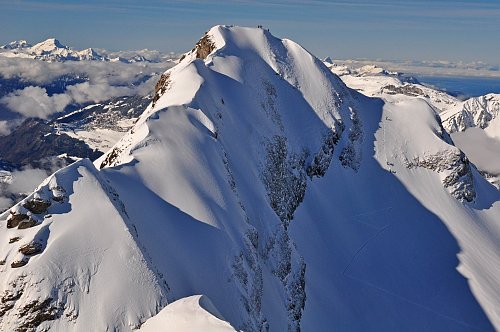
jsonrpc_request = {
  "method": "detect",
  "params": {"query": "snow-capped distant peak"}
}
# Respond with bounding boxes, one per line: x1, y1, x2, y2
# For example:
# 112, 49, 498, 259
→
0, 37, 179, 63
76, 47, 103, 61
30, 38, 68, 53
0, 40, 31, 49
441, 93, 500, 133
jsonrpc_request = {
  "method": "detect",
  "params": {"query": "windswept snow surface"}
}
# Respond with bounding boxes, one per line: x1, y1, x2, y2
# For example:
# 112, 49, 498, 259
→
138, 295, 236, 332
1, 26, 499, 331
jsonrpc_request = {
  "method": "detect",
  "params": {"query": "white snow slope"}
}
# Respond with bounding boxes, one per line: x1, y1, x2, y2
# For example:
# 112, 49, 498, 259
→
1, 26, 499, 331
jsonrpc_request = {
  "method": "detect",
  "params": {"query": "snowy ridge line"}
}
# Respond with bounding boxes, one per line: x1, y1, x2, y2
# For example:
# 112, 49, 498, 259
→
0, 25, 499, 331
0, 159, 167, 331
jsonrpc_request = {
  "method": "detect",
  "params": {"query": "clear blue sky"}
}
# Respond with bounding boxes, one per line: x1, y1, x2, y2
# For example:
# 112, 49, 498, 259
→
1, 0, 499, 64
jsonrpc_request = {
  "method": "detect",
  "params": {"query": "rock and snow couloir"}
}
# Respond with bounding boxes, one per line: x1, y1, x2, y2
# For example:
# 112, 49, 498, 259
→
0, 25, 499, 331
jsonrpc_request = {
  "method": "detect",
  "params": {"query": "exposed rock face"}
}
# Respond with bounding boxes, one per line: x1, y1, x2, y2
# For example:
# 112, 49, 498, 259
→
262, 136, 307, 229
23, 198, 51, 214
195, 34, 216, 59
4, 175, 68, 232
18, 242, 42, 256
16, 298, 62, 331
10, 258, 28, 268
9, 237, 21, 244
441, 94, 500, 133
6, 212, 28, 229
0, 278, 61, 330
307, 127, 342, 178
17, 219, 38, 229
260, 124, 349, 330
178, 32, 216, 63
382, 84, 429, 98
99, 146, 122, 168
152, 73, 171, 107
405, 149, 475, 202
339, 107, 363, 171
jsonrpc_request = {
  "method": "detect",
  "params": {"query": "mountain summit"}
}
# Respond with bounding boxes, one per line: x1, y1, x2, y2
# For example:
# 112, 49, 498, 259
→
0, 25, 499, 331
30, 38, 67, 53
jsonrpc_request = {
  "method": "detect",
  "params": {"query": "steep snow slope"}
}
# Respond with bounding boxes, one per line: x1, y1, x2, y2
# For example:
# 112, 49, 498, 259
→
98, 25, 499, 330
327, 60, 500, 190
0, 159, 167, 331
1, 26, 499, 331
291, 97, 500, 331
97, 25, 352, 331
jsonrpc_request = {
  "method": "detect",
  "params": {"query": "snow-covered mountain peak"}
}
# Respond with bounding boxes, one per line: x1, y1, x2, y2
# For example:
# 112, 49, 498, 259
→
441, 93, 500, 133
0, 40, 31, 49
0, 38, 173, 62
76, 47, 103, 61
106, 25, 352, 172
30, 38, 68, 53
1, 26, 500, 331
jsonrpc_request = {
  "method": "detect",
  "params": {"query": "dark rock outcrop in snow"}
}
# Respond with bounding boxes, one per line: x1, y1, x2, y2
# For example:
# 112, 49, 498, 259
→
405, 149, 476, 202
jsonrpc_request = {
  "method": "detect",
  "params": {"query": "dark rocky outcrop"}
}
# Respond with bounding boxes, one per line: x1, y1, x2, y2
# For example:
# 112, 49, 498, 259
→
16, 298, 61, 331
9, 237, 21, 244
23, 198, 51, 214
178, 31, 216, 63
10, 258, 28, 268
262, 136, 307, 228
152, 73, 171, 107
18, 242, 42, 256
405, 149, 475, 202
6, 212, 28, 229
307, 130, 340, 178
17, 219, 38, 230
195, 34, 216, 59
382, 84, 429, 97
100, 146, 122, 168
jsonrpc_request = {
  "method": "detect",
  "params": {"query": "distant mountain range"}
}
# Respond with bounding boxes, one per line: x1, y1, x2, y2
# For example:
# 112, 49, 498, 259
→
0, 38, 178, 63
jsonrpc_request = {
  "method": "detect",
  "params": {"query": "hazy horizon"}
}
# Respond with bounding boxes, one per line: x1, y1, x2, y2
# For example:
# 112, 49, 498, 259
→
1, 0, 499, 65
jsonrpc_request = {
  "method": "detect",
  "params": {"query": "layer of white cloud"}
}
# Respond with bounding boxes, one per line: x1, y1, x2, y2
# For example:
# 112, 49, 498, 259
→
0, 57, 171, 119
1, 77, 158, 119
0, 56, 171, 85
8, 167, 48, 194
0, 196, 12, 212
1, 86, 72, 119
0, 121, 11, 136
